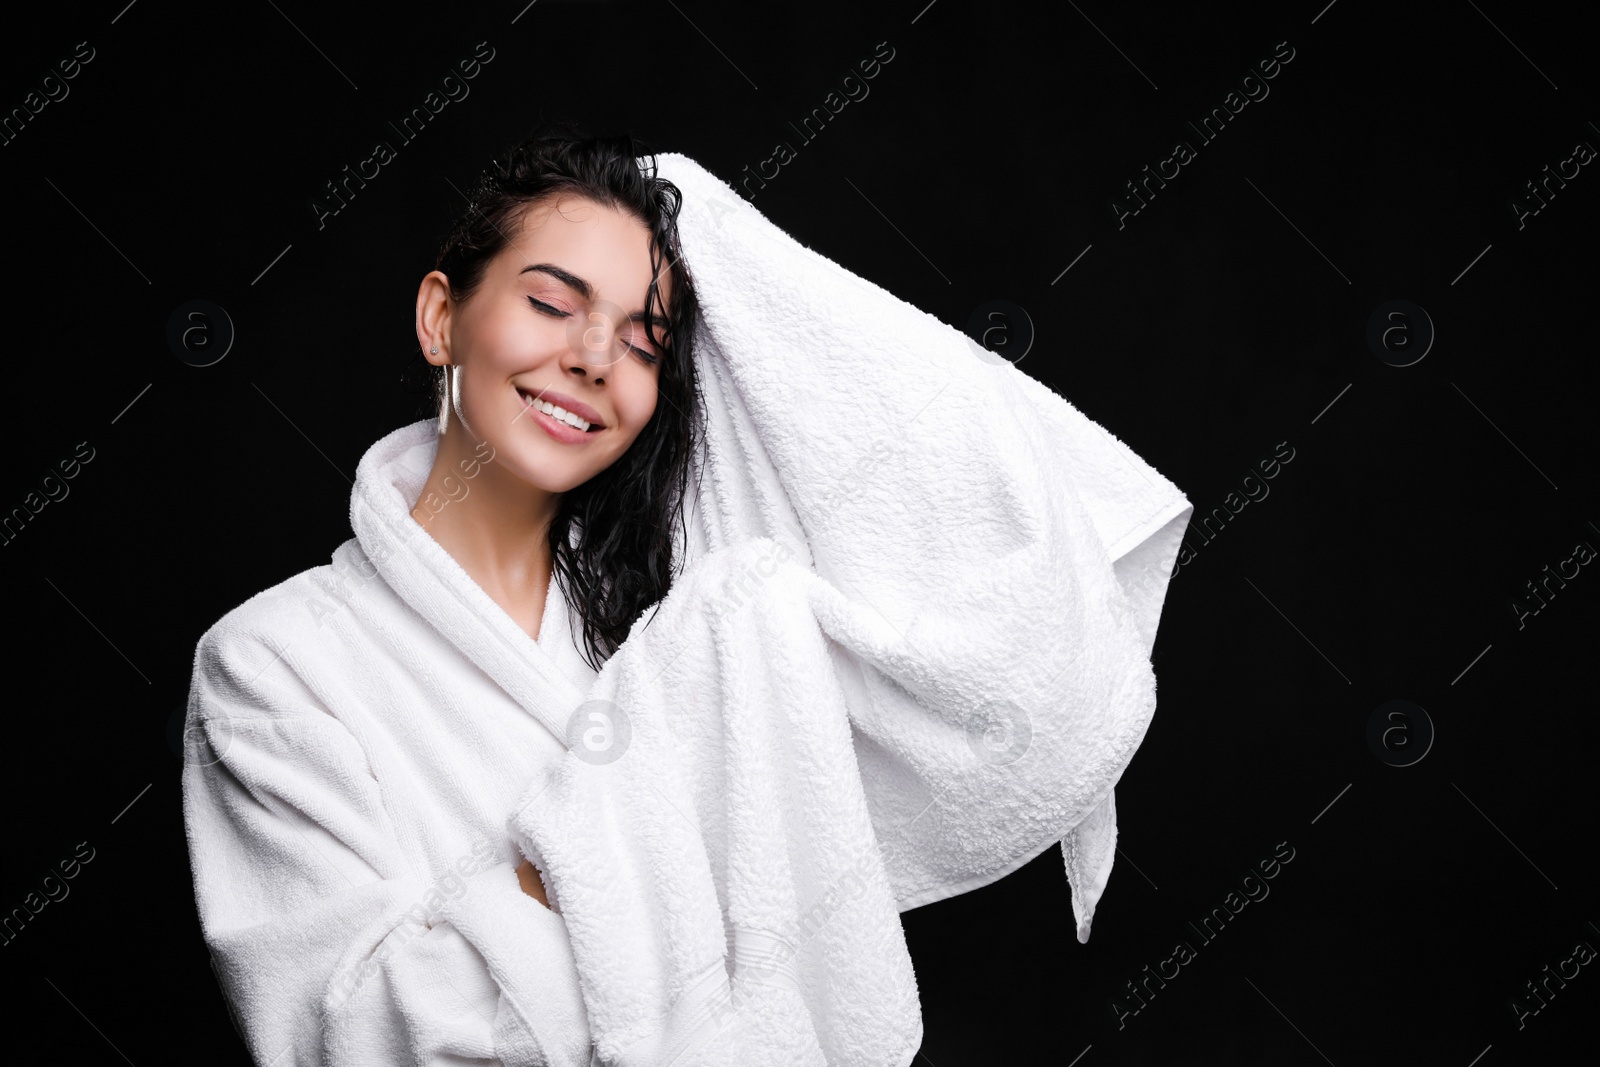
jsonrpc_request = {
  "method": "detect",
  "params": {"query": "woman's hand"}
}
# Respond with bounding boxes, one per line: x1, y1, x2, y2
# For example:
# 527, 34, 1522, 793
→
514, 856, 552, 909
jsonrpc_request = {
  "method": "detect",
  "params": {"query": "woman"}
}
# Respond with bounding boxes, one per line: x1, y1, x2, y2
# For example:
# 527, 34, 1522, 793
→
182, 122, 701, 1066
184, 119, 1193, 1067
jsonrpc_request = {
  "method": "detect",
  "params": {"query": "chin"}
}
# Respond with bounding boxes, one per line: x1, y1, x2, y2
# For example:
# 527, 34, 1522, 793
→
527, 440, 613, 492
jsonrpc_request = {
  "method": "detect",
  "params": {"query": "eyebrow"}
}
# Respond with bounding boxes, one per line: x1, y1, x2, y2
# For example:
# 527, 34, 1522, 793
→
520, 262, 670, 330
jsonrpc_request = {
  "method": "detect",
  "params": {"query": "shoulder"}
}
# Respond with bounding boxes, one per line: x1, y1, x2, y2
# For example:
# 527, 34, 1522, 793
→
184, 541, 395, 781
188, 537, 376, 695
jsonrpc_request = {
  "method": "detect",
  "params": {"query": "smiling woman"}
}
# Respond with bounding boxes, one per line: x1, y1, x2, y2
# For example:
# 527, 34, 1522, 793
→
181, 114, 1194, 1066
181, 121, 703, 1067
419, 127, 703, 672
412, 162, 691, 656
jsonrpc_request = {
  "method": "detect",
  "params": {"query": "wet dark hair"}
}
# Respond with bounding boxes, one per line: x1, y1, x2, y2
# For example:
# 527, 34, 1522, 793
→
427, 119, 705, 672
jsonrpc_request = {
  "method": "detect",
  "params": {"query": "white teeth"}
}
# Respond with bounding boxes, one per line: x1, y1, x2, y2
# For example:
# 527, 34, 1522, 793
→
525, 395, 592, 431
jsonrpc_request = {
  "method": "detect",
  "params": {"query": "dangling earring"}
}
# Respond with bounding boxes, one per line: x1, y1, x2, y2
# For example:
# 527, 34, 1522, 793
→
436, 363, 452, 435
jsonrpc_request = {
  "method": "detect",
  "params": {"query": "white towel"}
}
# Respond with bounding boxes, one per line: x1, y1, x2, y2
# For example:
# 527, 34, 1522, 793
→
497, 153, 1193, 1065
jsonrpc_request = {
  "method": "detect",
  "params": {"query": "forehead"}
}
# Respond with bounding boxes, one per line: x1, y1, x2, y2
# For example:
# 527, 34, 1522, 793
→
506, 195, 673, 308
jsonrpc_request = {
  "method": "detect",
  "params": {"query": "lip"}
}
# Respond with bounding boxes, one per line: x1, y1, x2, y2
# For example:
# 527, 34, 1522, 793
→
516, 386, 605, 428
516, 387, 605, 444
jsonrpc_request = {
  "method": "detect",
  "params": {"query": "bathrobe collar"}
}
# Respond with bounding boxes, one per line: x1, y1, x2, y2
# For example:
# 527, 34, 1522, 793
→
348, 418, 587, 745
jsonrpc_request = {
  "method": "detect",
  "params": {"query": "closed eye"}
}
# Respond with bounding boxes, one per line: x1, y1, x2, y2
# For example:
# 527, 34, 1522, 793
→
531, 296, 660, 365
528, 296, 569, 317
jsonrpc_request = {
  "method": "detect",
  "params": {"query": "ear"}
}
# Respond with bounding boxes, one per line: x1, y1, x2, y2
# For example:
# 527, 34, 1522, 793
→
416, 270, 455, 365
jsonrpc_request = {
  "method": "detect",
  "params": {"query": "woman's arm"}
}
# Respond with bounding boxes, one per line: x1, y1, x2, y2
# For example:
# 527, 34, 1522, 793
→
182, 624, 588, 1067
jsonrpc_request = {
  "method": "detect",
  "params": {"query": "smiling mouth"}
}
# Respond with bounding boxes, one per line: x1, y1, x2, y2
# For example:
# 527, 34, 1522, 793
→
516, 388, 604, 432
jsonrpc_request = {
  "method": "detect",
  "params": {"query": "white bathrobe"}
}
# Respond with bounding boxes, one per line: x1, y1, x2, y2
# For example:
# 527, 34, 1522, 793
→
181, 421, 601, 1067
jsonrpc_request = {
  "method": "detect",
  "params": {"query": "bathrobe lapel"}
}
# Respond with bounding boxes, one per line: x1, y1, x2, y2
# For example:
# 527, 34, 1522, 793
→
348, 420, 589, 747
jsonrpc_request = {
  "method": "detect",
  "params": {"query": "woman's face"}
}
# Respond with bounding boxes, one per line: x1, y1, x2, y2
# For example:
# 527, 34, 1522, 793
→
418, 195, 669, 494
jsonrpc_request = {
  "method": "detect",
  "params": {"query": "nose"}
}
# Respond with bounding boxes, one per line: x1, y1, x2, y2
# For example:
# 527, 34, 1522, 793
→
564, 303, 635, 384
561, 326, 608, 386
567, 360, 603, 386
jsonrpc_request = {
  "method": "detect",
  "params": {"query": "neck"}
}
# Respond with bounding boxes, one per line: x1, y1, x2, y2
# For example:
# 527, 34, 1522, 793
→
409, 413, 558, 604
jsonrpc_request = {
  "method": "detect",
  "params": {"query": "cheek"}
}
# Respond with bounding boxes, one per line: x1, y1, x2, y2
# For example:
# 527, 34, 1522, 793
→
451, 364, 518, 437
608, 362, 660, 429
465, 306, 541, 375
629, 384, 661, 435
456, 365, 492, 410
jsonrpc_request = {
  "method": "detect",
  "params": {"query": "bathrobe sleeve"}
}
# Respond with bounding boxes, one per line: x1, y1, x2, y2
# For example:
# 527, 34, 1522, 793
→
180, 621, 593, 1067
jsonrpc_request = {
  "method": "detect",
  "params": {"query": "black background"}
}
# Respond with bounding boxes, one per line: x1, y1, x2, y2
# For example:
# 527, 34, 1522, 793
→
3, 1, 1595, 1064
